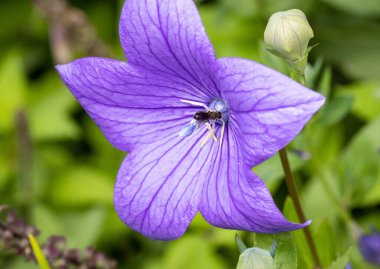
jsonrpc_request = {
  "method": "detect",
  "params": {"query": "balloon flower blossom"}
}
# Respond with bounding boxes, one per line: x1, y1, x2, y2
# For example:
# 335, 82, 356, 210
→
359, 228, 380, 266
57, 0, 324, 240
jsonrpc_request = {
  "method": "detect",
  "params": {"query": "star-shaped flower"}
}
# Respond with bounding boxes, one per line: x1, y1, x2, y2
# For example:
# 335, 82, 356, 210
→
56, 0, 324, 240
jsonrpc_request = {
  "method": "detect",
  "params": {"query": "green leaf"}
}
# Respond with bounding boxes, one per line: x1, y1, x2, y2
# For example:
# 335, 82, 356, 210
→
97, 209, 130, 245
253, 151, 306, 193
302, 123, 344, 168
84, 118, 125, 172
0, 141, 12, 191
28, 73, 80, 140
319, 0, 380, 17
315, 220, 336, 267
28, 234, 52, 269
32, 204, 64, 242
316, 16, 380, 80
254, 233, 274, 250
0, 51, 27, 132
316, 66, 332, 99
338, 82, 380, 122
305, 58, 324, 89
327, 247, 352, 269
254, 232, 297, 269
61, 207, 106, 249
317, 95, 353, 126
273, 233, 297, 269
219, 0, 259, 17
341, 117, 380, 206
33, 205, 106, 250
302, 173, 343, 228
4, 258, 39, 269
253, 0, 314, 18
146, 236, 223, 269
50, 166, 114, 207
362, 176, 380, 206
283, 198, 313, 269
190, 214, 238, 247
199, 6, 260, 60
218, 0, 313, 18
0, 0, 32, 38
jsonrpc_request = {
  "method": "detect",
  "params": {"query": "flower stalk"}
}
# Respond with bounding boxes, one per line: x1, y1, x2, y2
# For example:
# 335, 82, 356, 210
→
280, 52, 321, 269
264, 9, 322, 267
278, 148, 321, 268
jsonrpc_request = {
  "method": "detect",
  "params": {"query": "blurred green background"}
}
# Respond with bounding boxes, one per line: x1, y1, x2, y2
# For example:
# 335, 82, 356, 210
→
0, 0, 379, 268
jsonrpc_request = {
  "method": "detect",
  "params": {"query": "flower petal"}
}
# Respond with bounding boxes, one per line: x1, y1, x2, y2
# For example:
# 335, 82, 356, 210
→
200, 127, 309, 233
119, 0, 218, 97
114, 127, 216, 240
359, 230, 380, 265
56, 57, 203, 152
217, 58, 325, 165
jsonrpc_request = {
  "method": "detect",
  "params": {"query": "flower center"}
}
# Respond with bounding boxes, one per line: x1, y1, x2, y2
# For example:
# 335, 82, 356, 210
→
208, 98, 229, 123
178, 98, 229, 147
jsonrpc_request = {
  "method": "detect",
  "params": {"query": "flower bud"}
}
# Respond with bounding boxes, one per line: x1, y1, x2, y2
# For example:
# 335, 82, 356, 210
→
264, 9, 314, 73
236, 247, 274, 269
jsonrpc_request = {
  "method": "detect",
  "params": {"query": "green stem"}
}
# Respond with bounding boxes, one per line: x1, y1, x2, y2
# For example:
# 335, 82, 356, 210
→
15, 109, 33, 219
279, 148, 322, 268
279, 71, 322, 268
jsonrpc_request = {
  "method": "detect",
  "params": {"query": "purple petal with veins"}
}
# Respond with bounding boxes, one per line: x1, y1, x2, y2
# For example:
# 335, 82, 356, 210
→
217, 58, 325, 166
56, 0, 325, 240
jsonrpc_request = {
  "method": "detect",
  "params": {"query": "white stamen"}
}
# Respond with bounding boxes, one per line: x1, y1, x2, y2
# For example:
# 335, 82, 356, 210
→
219, 121, 225, 147
180, 99, 209, 110
200, 131, 213, 148
205, 122, 217, 142
211, 121, 218, 144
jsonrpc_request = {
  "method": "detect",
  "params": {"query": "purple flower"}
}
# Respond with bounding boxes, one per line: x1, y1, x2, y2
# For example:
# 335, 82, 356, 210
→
359, 228, 380, 265
56, 0, 324, 240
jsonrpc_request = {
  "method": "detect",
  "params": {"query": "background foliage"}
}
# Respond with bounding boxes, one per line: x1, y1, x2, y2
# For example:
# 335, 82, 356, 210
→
0, 0, 379, 268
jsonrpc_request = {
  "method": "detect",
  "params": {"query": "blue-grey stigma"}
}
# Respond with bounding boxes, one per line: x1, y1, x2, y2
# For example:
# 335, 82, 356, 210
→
178, 98, 229, 147
209, 98, 229, 123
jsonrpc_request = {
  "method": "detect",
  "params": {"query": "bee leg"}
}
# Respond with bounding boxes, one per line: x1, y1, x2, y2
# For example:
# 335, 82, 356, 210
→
219, 121, 225, 147
180, 99, 209, 110
205, 122, 217, 142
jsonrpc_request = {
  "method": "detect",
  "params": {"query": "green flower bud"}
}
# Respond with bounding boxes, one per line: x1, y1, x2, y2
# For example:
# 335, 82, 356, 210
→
236, 247, 274, 269
264, 9, 314, 73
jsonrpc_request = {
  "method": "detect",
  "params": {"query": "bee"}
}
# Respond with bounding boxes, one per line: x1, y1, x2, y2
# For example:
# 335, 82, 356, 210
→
178, 99, 229, 147
193, 111, 222, 122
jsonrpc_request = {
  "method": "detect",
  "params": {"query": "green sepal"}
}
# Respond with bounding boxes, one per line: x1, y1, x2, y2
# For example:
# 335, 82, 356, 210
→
235, 233, 248, 253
